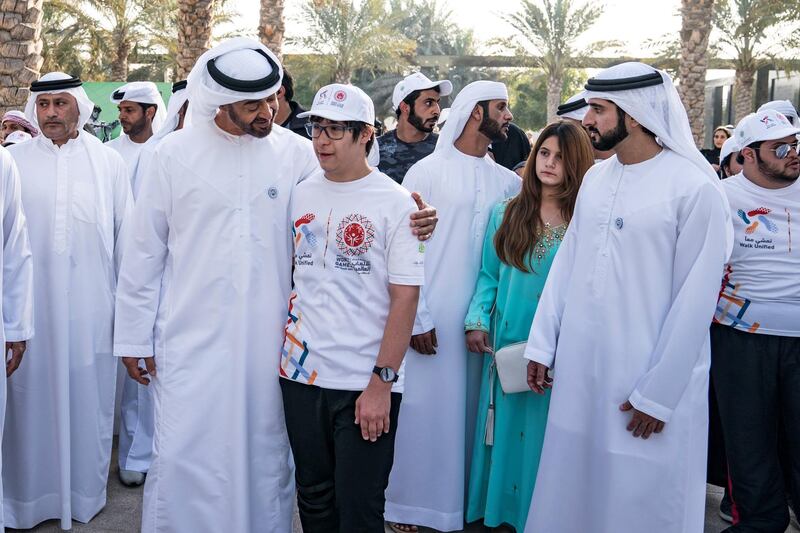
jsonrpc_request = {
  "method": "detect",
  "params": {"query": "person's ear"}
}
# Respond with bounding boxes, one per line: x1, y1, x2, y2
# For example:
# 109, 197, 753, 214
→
741, 146, 758, 164
146, 106, 156, 121
471, 104, 483, 122
625, 113, 641, 131
277, 86, 286, 100
399, 101, 410, 117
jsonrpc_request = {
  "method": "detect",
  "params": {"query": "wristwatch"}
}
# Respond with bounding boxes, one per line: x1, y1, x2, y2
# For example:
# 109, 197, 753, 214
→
373, 365, 399, 383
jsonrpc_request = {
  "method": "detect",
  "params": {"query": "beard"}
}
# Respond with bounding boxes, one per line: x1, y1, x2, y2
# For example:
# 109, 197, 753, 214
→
408, 106, 436, 134
122, 114, 147, 136
227, 106, 273, 138
479, 114, 508, 142
756, 152, 800, 183
588, 113, 628, 151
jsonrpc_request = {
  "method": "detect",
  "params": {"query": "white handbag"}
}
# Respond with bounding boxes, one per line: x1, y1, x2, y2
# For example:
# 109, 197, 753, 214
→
494, 341, 530, 394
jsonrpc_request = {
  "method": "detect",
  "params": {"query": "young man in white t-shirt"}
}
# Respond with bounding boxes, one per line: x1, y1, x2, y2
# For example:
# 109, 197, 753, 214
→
711, 109, 800, 532
279, 84, 424, 532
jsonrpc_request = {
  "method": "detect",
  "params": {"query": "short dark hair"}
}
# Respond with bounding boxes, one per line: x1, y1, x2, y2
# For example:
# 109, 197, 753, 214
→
281, 68, 294, 101
309, 116, 375, 155
138, 102, 157, 119
395, 85, 441, 118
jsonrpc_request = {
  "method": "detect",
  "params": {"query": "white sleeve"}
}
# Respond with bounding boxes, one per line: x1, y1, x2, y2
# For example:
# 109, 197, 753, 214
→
523, 212, 579, 368
112, 149, 171, 358
387, 200, 425, 286
402, 164, 435, 334
1, 152, 33, 342
296, 138, 319, 183
628, 182, 729, 422
111, 154, 134, 277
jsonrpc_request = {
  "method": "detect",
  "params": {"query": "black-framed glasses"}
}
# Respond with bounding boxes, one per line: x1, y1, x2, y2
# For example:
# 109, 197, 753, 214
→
304, 122, 358, 140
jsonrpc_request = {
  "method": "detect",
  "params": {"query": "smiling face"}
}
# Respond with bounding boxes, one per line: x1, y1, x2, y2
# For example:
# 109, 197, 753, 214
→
224, 94, 278, 138
535, 134, 565, 189
35, 93, 80, 144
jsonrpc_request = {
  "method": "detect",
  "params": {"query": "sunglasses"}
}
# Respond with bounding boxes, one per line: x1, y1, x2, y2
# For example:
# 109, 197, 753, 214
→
752, 141, 799, 160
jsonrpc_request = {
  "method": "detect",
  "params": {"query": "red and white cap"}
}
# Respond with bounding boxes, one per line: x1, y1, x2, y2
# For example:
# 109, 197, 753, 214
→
392, 72, 452, 111
735, 109, 800, 148
297, 84, 375, 124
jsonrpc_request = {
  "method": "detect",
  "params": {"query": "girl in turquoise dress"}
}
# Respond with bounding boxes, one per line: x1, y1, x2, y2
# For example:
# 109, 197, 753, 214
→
464, 121, 595, 532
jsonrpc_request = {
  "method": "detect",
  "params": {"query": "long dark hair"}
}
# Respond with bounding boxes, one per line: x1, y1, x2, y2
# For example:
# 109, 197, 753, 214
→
494, 120, 593, 272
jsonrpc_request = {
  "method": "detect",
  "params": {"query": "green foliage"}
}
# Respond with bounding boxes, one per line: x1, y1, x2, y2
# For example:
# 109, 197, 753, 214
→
502, 0, 617, 76
506, 68, 584, 131
290, 0, 416, 84
713, 0, 799, 73
42, 0, 237, 82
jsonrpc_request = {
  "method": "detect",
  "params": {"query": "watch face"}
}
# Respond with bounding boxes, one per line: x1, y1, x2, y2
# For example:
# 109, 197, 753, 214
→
380, 367, 396, 382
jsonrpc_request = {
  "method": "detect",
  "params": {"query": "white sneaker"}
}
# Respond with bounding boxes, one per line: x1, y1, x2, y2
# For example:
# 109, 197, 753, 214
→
119, 469, 145, 487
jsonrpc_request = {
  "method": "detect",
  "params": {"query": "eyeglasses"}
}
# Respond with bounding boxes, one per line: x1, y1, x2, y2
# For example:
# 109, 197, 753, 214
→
766, 142, 799, 159
305, 122, 357, 140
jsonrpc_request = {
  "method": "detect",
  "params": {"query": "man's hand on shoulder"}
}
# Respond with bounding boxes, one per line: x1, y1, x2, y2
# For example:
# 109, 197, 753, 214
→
409, 192, 437, 241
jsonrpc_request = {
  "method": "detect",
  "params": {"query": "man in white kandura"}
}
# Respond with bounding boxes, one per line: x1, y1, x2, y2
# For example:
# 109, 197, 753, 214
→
524, 62, 732, 533
0, 144, 35, 531
386, 81, 521, 533
3, 72, 132, 530
105, 80, 167, 488
106, 81, 166, 187
112, 37, 438, 533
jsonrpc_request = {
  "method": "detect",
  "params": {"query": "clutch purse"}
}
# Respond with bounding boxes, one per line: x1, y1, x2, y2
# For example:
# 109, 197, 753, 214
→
494, 340, 530, 394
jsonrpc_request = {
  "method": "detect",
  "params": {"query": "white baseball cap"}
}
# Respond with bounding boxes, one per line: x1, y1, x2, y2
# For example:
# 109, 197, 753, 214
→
392, 72, 453, 111
735, 109, 800, 149
757, 100, 800, 125
2, 130, 32, 146
719, 135, 740, 164
297, 83, 375, 124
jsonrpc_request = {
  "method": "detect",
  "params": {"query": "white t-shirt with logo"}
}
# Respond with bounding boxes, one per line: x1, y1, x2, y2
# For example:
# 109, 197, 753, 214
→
715, 172, 800, 336
280, 169, 425, 392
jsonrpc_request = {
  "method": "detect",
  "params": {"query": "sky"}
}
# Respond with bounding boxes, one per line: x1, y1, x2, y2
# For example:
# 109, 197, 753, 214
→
230, 0, 683, 57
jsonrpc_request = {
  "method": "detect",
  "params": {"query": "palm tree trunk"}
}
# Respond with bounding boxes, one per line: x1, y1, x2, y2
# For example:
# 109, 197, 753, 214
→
734, 67, 755, 123
111, 28, 130, 81
259, 0, 285, 59
677, 0, 714, 147
546, 72, 561, 123
0, 0, 44, 114
176, 0, 215, 79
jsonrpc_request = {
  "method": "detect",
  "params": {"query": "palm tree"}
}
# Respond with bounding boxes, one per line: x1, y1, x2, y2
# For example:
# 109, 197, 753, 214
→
503, 0, 615, 121
176, 0, 216, 79
0, 0, 44, 113
292, 0, 415, 84
678, 0, 714, 147
259, 0, 285, 58
713, 0, 797, 122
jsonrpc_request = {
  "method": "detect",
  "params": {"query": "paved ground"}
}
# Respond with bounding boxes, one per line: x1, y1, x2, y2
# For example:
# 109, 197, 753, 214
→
7, 444, 799, 532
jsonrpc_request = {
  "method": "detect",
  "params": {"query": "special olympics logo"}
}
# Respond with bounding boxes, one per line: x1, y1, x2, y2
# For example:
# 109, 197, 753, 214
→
336, 213, 375, 256
334, 90, 347, 102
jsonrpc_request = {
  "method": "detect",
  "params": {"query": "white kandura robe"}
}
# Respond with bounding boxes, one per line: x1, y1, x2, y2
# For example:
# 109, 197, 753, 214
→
107, 132, 154, 474
0, 147, 35, 530
385, 149, 521, 531
112, 122, 318, 533
523, 150, 728, 533
3, 133, 132, 529
106, 134, 146, 189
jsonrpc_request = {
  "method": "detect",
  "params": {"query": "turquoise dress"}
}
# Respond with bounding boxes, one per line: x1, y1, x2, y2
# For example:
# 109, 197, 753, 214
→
464, 201, 564, 532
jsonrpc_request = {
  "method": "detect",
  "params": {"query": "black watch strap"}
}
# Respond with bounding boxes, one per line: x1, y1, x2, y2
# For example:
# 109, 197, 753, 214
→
373, 365, 399, 383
